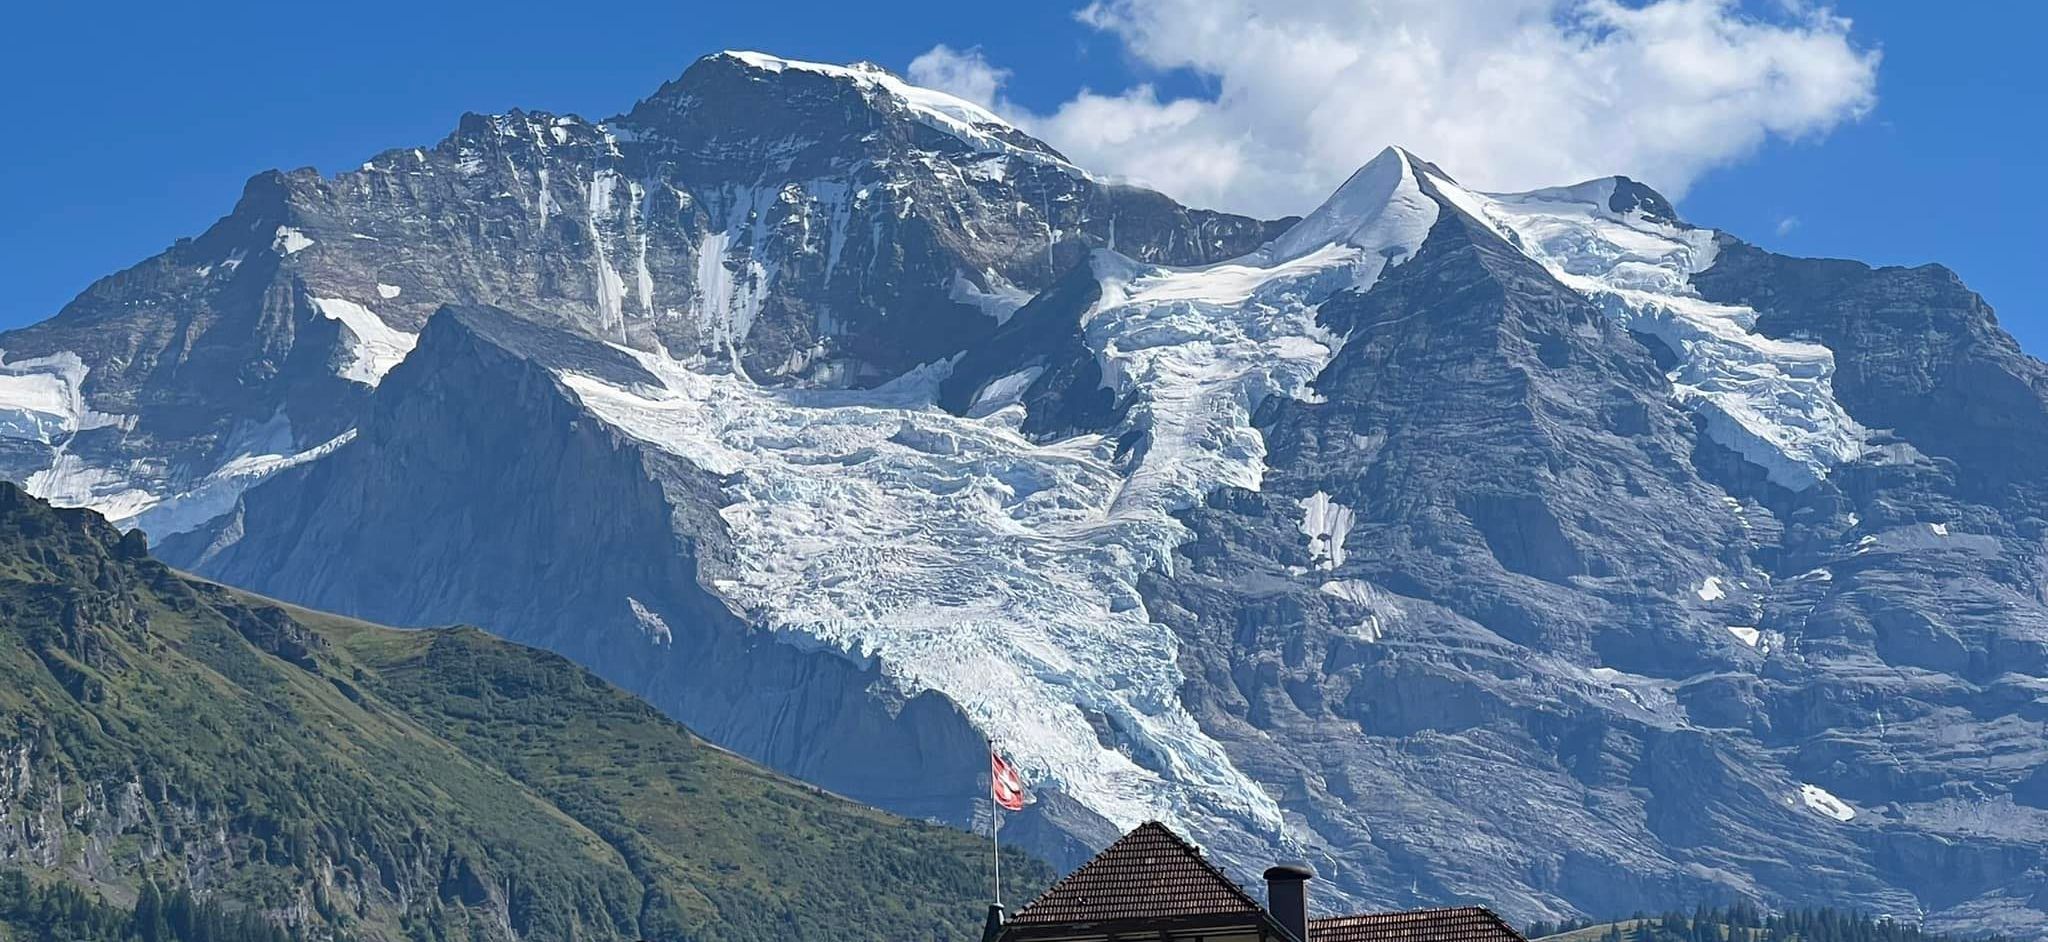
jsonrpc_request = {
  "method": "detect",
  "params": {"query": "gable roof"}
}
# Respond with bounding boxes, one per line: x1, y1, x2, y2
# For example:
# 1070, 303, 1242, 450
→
1309, 906, 1525, 942
1006, 821, 1271, 927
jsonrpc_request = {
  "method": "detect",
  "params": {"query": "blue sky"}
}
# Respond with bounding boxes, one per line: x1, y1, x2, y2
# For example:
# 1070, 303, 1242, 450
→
3, 1, 2041, 352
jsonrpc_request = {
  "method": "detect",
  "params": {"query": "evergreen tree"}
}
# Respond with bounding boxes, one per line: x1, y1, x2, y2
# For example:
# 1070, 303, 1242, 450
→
135, 880, 170, 942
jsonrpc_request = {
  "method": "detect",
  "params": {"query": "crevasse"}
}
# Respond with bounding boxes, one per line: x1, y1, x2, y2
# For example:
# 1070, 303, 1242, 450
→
558, 146, 1441, 862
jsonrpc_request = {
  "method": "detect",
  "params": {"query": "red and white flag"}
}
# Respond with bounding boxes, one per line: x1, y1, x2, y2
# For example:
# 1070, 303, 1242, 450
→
990, 749, 1026, 812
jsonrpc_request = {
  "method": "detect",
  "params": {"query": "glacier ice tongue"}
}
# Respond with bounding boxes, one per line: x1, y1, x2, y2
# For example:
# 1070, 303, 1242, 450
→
563, 352, 1289, 841
3, 351, 153, 522
556, 147, 1443, 865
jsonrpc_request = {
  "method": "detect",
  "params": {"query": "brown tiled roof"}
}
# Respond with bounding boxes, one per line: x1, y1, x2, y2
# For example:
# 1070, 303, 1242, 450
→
1006, 821, 1270, 926
1309, 906, 1525, 942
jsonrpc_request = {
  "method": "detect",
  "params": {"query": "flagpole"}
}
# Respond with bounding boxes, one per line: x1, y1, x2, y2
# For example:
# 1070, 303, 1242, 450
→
991, 738, 1002, 909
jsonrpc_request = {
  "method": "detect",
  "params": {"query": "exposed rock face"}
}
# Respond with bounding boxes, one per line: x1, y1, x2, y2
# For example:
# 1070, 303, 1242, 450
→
8, 54, 2048, 937
168, 306, 1005, 827
0, 50, 1283, 540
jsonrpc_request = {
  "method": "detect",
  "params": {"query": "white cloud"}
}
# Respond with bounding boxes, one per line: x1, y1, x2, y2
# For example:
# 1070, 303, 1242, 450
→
1776, 215, 1801, 236
907, 44, 1012, 109
916, 0, 1878, 218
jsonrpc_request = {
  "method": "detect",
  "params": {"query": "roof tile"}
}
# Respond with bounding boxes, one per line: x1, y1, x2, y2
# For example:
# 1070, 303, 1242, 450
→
1309, 906, 1525, 942
1006, 821, 1267, 926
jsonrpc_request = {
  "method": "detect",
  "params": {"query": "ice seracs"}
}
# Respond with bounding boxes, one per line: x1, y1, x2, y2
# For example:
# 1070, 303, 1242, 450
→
556, 144, 1445, 871
1422, 172, 1866, 490
1319, 580, 1396, 643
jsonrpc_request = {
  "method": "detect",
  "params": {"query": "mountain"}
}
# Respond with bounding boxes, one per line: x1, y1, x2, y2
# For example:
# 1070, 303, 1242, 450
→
5, 51, 2046, 936
0, 49, 1285, 540
0, 482, 1047, 941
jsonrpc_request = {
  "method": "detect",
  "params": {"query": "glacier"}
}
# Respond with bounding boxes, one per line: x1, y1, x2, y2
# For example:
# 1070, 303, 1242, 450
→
2, 138, 1880, 874
1425, 174, 1866, 490
556, 146, 1441, 859
554, 145, 1881, 871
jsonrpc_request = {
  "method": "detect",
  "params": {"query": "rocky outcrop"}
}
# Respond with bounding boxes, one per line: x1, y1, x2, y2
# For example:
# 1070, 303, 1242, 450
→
0, 51, 1283, 544
10, 52, 2048, 938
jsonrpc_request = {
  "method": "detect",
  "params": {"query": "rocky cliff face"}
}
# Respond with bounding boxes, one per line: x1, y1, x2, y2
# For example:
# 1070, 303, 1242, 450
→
0, 50, 1283, 541
9, 53, 2048, 937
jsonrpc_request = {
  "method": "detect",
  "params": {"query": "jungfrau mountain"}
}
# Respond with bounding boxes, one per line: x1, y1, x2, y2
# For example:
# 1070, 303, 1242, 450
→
4, 50, 2046, 936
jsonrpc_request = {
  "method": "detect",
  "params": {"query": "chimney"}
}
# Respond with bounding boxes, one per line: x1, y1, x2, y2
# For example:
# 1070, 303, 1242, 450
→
1264, 864, 1313, 942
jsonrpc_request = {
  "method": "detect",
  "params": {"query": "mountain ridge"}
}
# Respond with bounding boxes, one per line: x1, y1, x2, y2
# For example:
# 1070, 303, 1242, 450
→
0, 480, 1049, 940
6, 50, 2047, 936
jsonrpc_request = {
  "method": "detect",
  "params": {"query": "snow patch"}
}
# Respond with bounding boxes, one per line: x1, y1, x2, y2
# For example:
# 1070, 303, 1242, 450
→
1800, 783, 1857, 821
1726, 625, 1762, 647
273, 226, 314, 255
1696, 576, 1726, 602
310, 297, 419, 386
949, 270, 1034, 326
1319, 580, 1393, 642
965, 155, 1010, 183
0, 351, 123, 443
1299, 491, 1356, 571
1929, 522, 1949, 537
376, 283, 402, 299
968, 366, 1045, 418
626, 597, 674, 646
128, 424, 357, 537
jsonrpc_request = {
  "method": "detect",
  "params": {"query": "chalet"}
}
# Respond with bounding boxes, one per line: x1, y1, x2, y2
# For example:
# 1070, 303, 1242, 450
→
984, 822, 1525, 942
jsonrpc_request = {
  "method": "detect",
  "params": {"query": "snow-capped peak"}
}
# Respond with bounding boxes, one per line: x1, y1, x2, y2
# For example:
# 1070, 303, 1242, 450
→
717, 51, 1012, 130
547, 148, 1452, 880
1259, 146, 1437, 264
710, 50, 1071, 169
1414, 162, 1867, 490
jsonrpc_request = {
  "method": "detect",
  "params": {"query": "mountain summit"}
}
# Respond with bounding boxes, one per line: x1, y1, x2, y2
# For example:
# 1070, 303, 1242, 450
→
4, 51, 2046, 936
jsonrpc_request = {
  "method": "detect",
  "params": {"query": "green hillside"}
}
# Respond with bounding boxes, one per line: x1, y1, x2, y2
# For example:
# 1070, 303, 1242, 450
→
0, 483, 1045, 941
1530, 905, 2013, 942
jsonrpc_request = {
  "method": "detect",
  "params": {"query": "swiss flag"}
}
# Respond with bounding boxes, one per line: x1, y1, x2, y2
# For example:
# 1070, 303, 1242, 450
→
990, 749, 1026, 812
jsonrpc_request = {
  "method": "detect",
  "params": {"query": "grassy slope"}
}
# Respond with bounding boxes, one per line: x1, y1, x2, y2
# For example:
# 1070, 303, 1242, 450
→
0, 484, 1045, 940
